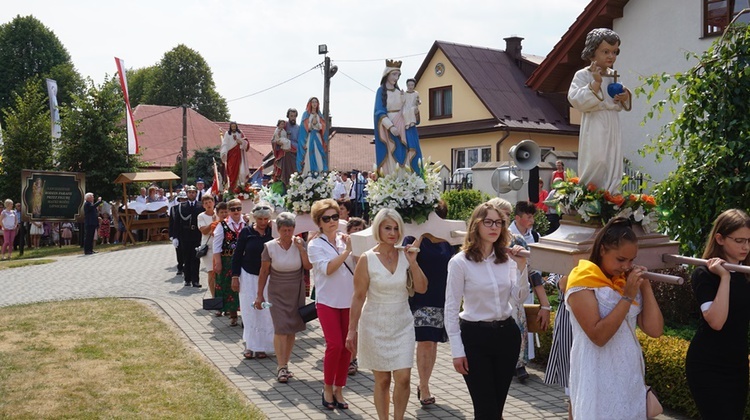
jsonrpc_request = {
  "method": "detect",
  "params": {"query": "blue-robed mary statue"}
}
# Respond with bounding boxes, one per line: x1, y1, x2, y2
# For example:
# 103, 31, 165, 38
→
296, 97, 328, 175
374, 59, 422, 176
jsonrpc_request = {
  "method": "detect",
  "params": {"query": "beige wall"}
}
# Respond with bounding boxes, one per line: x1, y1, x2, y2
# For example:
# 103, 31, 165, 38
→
415, 49, 492, 126
421, 130, 578, 172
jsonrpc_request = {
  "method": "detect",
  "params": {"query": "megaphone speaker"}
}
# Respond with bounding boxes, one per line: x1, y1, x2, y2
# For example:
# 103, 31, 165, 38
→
509, 139, 541, 170
492, 166, 524, 194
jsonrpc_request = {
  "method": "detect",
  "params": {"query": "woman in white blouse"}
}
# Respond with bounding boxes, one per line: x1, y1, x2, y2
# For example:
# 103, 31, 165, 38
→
445, 202, 529, 419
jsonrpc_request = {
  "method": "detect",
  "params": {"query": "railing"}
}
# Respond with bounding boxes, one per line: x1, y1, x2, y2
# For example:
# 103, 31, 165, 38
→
443, 180, 472, 192
623, 160, 645, 193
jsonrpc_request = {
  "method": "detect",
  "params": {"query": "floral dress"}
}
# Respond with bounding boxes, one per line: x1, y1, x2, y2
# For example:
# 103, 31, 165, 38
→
215, 220, 241, 312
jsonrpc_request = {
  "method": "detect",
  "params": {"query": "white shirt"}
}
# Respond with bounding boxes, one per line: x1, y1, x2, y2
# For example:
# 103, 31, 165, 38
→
444, 251, 530, 358
332, 181, 347, 200
197, 212, 216, 245
212, 217, 244, 254
135, 194, 147, 204
308, 234, 355, 309
509, 220, 535, 244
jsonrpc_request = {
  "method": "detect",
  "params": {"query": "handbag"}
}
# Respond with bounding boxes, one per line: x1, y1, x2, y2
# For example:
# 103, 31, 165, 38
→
202, 291, 223, 310
299, 302, 318, 323
524, 304, 542, 333
195, 243, 208, 258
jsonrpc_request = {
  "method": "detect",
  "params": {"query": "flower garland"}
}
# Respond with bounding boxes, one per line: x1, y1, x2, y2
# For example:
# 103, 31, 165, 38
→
285, 171, 336, 213
366, 161, 442, 224
222, 182, 257, 201
545, 170, 660, 233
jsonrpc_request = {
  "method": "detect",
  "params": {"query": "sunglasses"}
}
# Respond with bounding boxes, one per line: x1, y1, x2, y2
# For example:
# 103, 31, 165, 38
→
229, 207, 242, 212
321, 214, 340, 223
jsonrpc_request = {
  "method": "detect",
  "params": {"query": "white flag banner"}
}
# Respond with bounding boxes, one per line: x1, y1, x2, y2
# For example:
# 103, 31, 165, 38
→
45, 78, 62, 139
114, 57, 139, 154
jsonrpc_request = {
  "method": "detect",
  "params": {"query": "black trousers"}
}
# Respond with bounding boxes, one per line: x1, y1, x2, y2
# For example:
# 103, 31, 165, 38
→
460, 318, 521, 419
175, 246, 183, 272
180, 238, 201, 284
84, 224, 96, 254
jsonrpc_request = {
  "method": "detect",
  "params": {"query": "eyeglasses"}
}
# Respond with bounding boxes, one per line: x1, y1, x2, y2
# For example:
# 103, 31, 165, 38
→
229, 207, 242, 212
482, 219, 504, 228
725, 236, 750, 245
321, 214, 340, 223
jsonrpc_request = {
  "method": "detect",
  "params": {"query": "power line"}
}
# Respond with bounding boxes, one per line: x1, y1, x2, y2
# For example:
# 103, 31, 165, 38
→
338, 70, 376, 93
227, 63, 322, 103
137, 105, 181, 121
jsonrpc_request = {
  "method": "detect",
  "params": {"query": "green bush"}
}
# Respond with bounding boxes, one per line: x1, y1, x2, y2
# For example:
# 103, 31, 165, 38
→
441, 189, 491, 221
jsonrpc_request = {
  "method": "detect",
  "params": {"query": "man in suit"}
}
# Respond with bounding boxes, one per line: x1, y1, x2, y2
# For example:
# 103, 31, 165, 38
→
173, 186, 204, 287
169, 191, 188, 275
196, 178, 206, 201
83, 192, 102, 255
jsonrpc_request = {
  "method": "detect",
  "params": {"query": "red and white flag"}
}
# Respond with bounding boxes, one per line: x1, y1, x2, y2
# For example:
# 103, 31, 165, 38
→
211, 158, 223, 196
114, 57, 139, 154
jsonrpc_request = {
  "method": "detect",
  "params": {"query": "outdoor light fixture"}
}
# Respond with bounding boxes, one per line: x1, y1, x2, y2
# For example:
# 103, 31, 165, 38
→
318, 44, 328, 55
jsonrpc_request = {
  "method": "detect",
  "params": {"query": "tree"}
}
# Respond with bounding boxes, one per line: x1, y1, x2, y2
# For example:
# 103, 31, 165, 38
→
0, 78, 55, 201
0, 15, 83, 120
57, 77, 144, 200
638, 21, 750, 255
126, 65, 157, 109
148, 44, 230, 121
169, 146, 220, 187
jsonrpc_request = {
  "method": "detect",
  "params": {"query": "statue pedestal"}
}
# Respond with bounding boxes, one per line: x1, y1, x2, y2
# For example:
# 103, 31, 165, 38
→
350, 212, 467, 256
528, 216, 680, 274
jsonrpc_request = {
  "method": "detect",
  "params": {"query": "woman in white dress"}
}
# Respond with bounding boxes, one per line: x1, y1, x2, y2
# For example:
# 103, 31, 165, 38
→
566, 217, 663, 419
197, 195, 217, 305
346, 208, 427, 420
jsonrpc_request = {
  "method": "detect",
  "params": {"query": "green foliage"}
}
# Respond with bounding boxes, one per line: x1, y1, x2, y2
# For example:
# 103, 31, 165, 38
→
168, 146, 220, 186
0, 15, 83, 120
148, 45, 230, 121
57, 77, 144, 200
533, 208, 551, 235
0, 78, 54, 201
637, 24, 750, 255
441, 189, 491, 221
126, 66, 158, 109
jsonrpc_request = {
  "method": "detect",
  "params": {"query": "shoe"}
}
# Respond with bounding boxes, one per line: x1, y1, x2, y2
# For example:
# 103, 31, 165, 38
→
321, 391, 335, 410
348, 358, 358, 376
516, 366, 529, 383
184, 281, 191, 287
176, 271, 183, 276
229, 317, 238, 327
417, 386, 436, 406
192, 282, 202, 288
243, 350, 254, 359
277, 366, 289, 383
214, 311, 223, 317
333, 396, 349, 410
255, 352, 267, 359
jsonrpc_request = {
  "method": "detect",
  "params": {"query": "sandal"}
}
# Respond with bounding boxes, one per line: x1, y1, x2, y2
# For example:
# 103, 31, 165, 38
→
333, 396, 349, 410
417, 386, 436, 406
229, 317, 238, 327
243, 350, 254, 360
214, 311, 223, 317
277, 366, 289, 383
348, 358, 358, 376
256, 352, 267, 359
321, 391, 335, 410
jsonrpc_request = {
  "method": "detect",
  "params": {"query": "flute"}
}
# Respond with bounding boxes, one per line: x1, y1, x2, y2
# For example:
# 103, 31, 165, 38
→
505, 248, 684, 285
663, 254, 750, 275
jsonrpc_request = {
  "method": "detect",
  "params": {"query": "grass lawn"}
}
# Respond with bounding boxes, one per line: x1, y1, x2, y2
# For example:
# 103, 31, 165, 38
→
0, 298, 264, 419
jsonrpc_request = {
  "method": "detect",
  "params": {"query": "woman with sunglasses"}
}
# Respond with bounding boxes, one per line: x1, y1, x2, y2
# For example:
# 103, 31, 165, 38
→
686, 209, 750, 419
231, 201, 275, 359
444, 202, 529, 419
308, 199, 355, 410
212, 199, 245, 327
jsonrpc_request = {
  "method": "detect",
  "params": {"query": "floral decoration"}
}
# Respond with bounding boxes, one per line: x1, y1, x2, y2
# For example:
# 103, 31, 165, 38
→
258, 184, 287, 213
545, 169, 660, 233
222, 182, 257, 201
366, 161, 442, 224
285, 171, 336, 213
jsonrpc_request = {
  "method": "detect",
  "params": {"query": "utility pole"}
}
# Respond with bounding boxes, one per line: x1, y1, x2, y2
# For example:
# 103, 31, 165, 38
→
318, 44, 337, 167
181, 105, 188, 185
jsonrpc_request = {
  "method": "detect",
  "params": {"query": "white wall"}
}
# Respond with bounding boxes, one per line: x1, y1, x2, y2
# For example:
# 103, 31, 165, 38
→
614, 0, 715, 184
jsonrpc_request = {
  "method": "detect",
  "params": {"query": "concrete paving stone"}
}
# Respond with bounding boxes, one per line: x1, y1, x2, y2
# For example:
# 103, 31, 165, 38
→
0, 244, 691, 419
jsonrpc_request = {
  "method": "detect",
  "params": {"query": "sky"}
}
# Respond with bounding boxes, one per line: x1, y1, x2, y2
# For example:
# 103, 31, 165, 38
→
4, 0, 591, 128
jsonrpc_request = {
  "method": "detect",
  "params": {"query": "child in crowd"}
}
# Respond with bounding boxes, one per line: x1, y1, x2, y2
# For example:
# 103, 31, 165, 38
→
61, 222, 74, 246
98, 213, 111, 245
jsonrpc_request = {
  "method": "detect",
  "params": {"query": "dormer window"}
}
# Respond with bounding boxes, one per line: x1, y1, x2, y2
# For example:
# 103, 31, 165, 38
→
429, 86, 452, 120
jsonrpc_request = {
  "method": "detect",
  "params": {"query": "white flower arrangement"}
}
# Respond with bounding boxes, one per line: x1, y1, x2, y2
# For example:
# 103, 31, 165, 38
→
285, 171, 336, 214
258, 185, 287, 213
366, 161, 442, 224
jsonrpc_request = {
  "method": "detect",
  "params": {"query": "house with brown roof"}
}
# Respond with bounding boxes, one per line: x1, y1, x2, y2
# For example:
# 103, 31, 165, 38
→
413, 38, 579, 181
527, 0, 749, 183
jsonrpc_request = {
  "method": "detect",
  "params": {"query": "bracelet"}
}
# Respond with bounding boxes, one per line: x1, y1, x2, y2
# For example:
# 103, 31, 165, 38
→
621, 295, 635, 304
540, 306, 551, 311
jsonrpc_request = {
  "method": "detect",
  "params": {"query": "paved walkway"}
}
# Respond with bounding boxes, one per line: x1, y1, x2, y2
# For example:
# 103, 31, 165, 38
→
0, 245, 689, 419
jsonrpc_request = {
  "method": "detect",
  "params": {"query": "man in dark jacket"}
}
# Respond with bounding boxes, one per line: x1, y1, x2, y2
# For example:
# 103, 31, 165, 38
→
172, 186, 204, 287
83, 193, 102, 255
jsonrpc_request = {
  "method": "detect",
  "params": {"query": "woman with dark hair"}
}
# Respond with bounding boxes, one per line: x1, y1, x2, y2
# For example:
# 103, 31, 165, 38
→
213, 199, 244, 326
374, 60, 422, 175
686, 209, 750, 419
445, 202, 529, 419
566, 217, 663, 419
296, 97, 327, 175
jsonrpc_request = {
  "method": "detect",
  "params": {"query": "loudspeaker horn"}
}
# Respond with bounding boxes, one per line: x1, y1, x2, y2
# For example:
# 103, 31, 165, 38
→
508, 139, 541, 170
491, 166, 524, 194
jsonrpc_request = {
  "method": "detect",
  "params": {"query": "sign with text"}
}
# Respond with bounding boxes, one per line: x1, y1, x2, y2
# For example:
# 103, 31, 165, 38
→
21, 170, 85, 222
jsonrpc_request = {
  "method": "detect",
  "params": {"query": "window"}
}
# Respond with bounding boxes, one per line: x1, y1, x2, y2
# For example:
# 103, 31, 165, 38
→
704, 0, 750, 37
429, 86, 452, 119
454, 146, 491, 170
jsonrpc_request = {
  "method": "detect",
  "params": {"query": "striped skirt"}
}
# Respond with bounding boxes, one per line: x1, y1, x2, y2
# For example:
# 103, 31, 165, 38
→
544, 287, 573, 389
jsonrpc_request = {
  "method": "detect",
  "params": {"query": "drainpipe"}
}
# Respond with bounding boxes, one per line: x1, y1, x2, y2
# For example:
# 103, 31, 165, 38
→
495, 126, 511, 162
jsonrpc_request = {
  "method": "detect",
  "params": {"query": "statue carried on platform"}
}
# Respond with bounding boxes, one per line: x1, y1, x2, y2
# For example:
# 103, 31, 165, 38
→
296, 97, 328, 175
221, 122, 250, 190
374, 60, 423, 176
272, 114, 296, 187
568, 28, 631, 194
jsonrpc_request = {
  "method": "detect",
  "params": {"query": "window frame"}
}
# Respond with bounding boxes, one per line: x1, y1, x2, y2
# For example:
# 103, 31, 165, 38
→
429, 86, 453, 120
453, 146, 491, 171
703, 0, 746, 37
